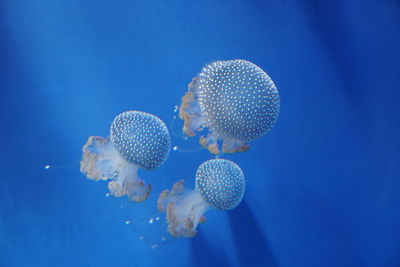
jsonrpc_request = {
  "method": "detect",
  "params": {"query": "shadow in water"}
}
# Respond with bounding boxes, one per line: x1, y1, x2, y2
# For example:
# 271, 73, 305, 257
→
189, 229, 231, 267
300, 1, 371, 127
228, 200, 278, 267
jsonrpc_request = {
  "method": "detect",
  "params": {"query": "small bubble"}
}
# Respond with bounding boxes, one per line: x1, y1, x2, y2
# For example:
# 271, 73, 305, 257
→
173, 146, 178, 151
151, 244, 158, 250
161, 237, 166, 241
44, 164, 51, 170
125, 220, 131, 225
105, 193, 110, 197
174, 105, 178, 112
139, 236, 144, 240
120, 205, 124, 209
149, 218, 154, 224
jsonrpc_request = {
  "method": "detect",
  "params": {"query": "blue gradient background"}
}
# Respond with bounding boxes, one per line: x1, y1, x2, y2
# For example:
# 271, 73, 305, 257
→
1, 1, 399, 266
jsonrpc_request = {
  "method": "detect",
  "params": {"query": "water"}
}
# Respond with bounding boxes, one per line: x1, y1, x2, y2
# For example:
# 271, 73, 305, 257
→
1, 1, 399, 266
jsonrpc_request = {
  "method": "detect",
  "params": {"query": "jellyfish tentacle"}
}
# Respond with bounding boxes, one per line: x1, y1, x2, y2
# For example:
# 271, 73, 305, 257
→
179, 77, 207, 137
81, 136, 122, 181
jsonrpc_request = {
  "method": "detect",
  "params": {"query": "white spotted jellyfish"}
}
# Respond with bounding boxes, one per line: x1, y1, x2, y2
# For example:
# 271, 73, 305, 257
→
179, 59, 280, 154
80, 111, 171, 202
157, 159, 245, 238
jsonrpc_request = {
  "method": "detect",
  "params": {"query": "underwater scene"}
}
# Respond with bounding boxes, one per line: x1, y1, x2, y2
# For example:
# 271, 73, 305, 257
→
1, 1, 399, 266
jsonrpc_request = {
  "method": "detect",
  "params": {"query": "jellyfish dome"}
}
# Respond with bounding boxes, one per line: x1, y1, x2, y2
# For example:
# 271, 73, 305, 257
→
179, 59, 280, 154
196, 159, 244, 210
111, 111, 170, 170
80, 111, 171, 202
157, 159, 245, 238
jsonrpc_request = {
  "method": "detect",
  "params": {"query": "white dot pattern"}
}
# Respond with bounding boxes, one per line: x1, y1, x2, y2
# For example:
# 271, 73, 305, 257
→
197, 59, 280, 142
195, 159, 245, 211
110, 111, 171, 170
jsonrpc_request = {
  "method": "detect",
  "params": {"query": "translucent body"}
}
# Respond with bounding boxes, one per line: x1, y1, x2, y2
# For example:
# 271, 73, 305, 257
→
80, 111, 171, 202
80, 136, 151, 202
180, 59, 280, 154
158, 159, 245, 238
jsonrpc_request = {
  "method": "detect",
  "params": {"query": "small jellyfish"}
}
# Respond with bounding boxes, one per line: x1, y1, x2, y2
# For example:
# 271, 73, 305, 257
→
179, 59, 280, 154
157, 159, 245, 238
80, 111, 171, 202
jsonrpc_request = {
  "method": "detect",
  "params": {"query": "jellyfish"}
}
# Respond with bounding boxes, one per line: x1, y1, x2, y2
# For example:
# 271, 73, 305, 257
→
80, 111, 171, 202
179, 59, 280, 154
157, 159, 245, 238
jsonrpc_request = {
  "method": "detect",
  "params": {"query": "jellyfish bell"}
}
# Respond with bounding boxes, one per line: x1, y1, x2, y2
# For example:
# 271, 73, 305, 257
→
80, 111, 171, 202
179, 59, 280, 155
110, 111, 170, 170
157, 159, 245, 238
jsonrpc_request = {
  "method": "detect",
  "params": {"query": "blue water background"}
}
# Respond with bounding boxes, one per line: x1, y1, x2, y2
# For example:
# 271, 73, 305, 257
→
1, 1, 399, 266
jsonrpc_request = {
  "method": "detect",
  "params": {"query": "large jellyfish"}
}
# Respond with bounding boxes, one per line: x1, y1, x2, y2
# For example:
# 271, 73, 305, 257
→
179, 59, 280, 154
80, 111, 171, 202
157, 159, 245, 238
